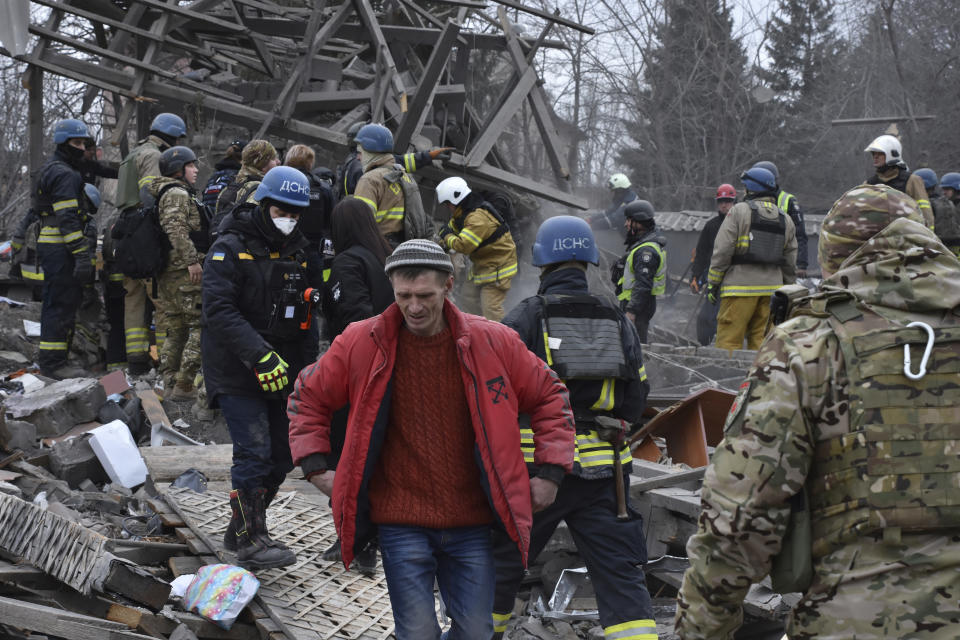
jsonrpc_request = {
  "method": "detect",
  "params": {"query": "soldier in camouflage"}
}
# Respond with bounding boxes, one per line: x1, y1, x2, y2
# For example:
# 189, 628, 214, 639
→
150, 146, 207, 400
675, 183, 960, 640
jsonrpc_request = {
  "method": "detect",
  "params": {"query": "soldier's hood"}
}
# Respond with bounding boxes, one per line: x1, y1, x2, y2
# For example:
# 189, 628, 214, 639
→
237, 165, 265, 182
822, 217, 960, 313
148, 175, 190, 197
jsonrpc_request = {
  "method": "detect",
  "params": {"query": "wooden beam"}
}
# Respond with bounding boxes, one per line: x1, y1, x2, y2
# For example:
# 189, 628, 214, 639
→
395, 19, 460, 150
0, 595, 157, 640
227, 0, 276, 76
353, 0, 406, 98
27, 24, 240, 103
465, 67, 537, 167
79, 2, 146, 114
39, 51, 348, 148
499, 8, 570, 184
831, 115, 935, 126
491, 0, 595, 34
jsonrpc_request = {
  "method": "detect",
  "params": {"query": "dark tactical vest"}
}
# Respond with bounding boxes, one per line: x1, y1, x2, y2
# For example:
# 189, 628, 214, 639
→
731, 200, 787, 266
867, 168, 912, 194
519, 293, 634, 479
808, 298, 960, 558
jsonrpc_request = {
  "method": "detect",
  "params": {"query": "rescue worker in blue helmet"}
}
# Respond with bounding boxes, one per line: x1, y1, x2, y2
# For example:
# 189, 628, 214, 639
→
35, 119, 95, 379
941, 172, 960, 256
202, 165, 316, 571
752, 160, 808, 277
915, 168, 960, 254
614, 200, 666, 343
492, 215, 656, 640
707, 166, 797, 351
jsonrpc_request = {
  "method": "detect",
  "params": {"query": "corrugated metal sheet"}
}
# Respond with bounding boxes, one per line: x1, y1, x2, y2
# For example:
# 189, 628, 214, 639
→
657, 210, 823, 237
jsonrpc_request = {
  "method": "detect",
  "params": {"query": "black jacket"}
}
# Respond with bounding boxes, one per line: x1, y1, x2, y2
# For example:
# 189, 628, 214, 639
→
299, 170, 336, 244
692, 212, 725, 284
502, 267, 649, 424
201, 205, 311, 405
323, 245, 394, 337
36, 149, 88, 258
202, 158, 242, 211
626, 229, 666, 316
776, 190, 808, 270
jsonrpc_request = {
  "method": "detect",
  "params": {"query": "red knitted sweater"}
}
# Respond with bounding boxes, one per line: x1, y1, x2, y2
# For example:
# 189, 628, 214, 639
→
367, 326, 494, 528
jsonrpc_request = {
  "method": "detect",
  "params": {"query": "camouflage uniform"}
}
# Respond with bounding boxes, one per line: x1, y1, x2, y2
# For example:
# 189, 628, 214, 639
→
150, 176, 204, 390
676, 184, 960, 640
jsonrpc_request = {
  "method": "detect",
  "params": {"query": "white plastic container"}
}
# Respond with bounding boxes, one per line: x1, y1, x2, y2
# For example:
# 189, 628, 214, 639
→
88, 419, 148, 488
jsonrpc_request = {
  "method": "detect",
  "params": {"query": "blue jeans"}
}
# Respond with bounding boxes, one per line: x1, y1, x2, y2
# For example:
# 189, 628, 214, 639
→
378, 524, 495, 640
220, 394, 293, 491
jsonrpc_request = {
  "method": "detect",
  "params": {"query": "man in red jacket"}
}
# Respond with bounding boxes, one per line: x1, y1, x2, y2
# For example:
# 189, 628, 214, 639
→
288, 239, 575, 640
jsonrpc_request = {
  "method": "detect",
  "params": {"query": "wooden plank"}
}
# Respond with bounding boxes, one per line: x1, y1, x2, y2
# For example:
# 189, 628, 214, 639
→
630, 467, 705, 494
140, 444, 233, 482
491, 0, 595, 34
168, 555, 204, 577
0, 595, 157, 639
103, 560, 171, 612
465, 66, 537, 167
394, 19, 460, 150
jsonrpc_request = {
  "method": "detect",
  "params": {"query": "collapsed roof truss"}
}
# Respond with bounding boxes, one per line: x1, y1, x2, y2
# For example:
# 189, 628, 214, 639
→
8, 0, 594, 207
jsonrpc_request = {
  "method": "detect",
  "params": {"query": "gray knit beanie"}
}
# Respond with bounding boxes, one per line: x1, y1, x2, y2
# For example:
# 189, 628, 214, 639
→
384, 239, 454, 275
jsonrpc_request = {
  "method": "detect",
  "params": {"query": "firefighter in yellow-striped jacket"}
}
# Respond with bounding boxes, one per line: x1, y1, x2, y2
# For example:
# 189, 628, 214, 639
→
492, 215, 657, 640
707, 166, 797, 351
34, 119, 95, 379
437, 176, 518, 321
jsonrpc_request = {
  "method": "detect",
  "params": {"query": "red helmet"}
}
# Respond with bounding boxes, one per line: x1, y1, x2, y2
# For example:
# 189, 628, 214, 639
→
716, 183, 736, 201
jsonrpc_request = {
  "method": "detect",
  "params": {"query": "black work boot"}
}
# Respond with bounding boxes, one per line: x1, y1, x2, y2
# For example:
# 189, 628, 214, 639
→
234, 488, 297, 571
354, 538, 378, 577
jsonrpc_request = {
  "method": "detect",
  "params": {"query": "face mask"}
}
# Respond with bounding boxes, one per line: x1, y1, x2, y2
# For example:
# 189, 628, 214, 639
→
272, 217, 298, 236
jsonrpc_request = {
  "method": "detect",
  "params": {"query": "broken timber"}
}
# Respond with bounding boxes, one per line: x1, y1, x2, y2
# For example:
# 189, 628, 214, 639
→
8, 0, 591, 208
0, 492, 171, 610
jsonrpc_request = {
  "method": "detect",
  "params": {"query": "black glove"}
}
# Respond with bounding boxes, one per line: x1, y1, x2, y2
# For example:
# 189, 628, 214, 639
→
73, 256, 94, 283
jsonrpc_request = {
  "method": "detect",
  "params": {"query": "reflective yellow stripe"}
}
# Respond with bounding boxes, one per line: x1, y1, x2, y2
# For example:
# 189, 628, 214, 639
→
720, 284, 780, 296
542, 330, 553, 366
404, 153, 416, 173
138, 175, 156, 188
520, 427, 534, 462
21, 266, 44, 281
638, 365, 647, 382
380, 207, 404, 221
492, 612, 511, 633
109, 272, 125, 282
356, 196, 376, 211
589, 378, 615, 411
323, 268, 331, 282
269, 252, 280, 259
39, 341, 68, 351
472, 262, 518, 283
459, 228, 483, 248
604, 619, 658, 640
52, 199, 78, 211
238, 252, 254, 260
62, 230, 83, 243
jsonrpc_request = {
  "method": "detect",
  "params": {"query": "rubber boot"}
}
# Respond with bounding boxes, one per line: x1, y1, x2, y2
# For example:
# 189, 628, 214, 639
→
321, 538, 342, 562
354, 538, 378, 577
223, 490, 242, 551
234, 488, 297, 571
224, 487, 289, 552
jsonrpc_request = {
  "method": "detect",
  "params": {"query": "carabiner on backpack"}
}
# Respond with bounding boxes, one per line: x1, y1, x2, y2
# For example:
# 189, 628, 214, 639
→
903, 321, 935, 380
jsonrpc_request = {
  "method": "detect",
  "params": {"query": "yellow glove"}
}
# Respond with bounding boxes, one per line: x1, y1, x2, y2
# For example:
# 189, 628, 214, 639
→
254, 351, 289, 392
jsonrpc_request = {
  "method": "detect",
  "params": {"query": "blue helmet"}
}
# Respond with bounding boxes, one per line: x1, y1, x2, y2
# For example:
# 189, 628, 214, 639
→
149, 113, 187, 138
914, 168, 938, 191
53, 119, 92, 144
941, 172, 960, 191
532, 215, 599, 267
254, 166, 311, 209
83, 183, 101, 209
740, 166, 777, 193
355, 123, 393, 153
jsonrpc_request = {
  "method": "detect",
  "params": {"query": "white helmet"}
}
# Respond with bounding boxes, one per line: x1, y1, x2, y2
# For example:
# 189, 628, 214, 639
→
864, 135, 903, 166
436, 176, 471, 205
607, 173, 631, 190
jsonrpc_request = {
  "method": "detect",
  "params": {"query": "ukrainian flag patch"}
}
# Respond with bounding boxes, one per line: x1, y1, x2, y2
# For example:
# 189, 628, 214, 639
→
212, 252, 226, 261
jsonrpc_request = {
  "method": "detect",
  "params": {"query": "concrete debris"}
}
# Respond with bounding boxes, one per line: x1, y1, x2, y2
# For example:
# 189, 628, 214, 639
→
4, 377, 106, 437
50, 435, 110, 488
